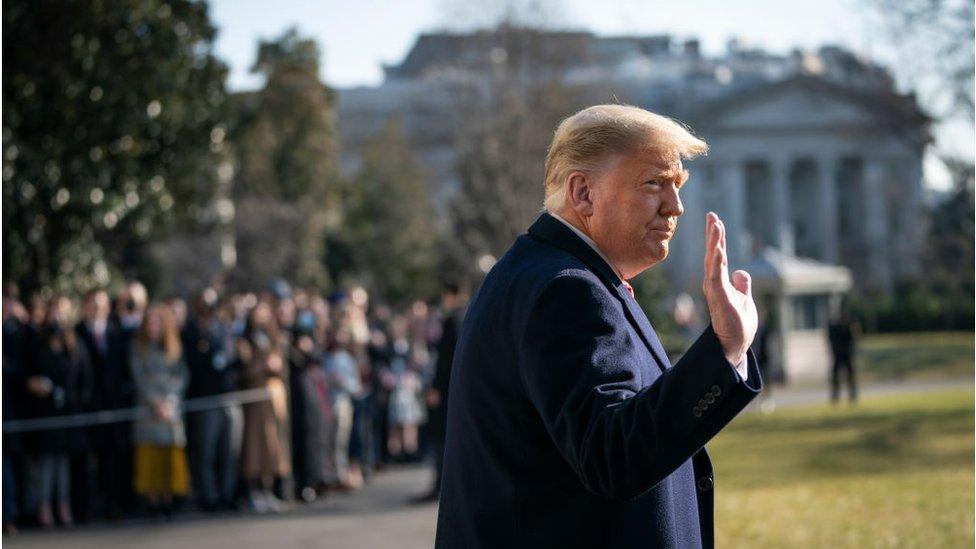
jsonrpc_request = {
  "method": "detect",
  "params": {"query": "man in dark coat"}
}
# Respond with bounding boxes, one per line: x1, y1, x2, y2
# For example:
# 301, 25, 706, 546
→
183, 292, 242, 510
435, 105, 762, 549
76, 289, 135, 519
828, 311, 858, 403
3, 292, 29, 533
414, 279, 466, 503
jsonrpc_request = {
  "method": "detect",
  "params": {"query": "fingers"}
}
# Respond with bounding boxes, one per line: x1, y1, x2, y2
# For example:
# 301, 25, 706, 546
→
731, 270, 752, 297
704, 212, 717, 277
718, 218, 730, 283
705, 212, 724, 284
706, 213, 728, 287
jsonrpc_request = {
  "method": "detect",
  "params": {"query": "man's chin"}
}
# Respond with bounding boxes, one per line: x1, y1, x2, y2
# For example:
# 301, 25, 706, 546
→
650, 241, 669, 262
635, 244, 668, 273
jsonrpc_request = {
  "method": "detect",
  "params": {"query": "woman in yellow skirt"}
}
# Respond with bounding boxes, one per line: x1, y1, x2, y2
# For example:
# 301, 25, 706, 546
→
130, 303, 190, 516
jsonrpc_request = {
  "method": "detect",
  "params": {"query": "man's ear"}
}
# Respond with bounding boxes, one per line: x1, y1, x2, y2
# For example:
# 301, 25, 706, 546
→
567, 171, 594, 217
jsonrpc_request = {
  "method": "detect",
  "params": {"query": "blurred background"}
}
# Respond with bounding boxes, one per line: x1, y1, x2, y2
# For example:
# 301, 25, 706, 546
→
2, 0, 973, 547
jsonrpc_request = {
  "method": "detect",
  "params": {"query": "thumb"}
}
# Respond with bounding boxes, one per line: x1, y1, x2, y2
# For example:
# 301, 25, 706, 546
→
731, 270, 752, 297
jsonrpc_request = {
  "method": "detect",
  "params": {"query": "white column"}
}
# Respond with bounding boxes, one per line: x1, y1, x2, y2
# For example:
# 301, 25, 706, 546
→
817, 156, 839, 263
681, 160, 708, 285
719, 159, 747, 264
770, 157, 794, 256
863, 158, 891, 294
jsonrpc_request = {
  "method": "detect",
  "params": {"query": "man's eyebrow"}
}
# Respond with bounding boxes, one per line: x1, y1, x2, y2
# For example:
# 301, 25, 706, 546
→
649, 166, 689, 186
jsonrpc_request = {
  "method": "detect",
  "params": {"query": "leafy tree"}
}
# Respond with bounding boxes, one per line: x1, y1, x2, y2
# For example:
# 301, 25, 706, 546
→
851, 160, 974, 332
448, 23, 589, 281
869, 0, 974, 122
2, 0, 229, 295
865, 0, 974, 330
922, 159, 974, 328
330, 121, 441, 305
229, 27, 338, 291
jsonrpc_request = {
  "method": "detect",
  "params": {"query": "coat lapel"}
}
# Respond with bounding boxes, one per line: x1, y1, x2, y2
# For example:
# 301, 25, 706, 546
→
527, 213, 671, 372
617, 290, 673, 370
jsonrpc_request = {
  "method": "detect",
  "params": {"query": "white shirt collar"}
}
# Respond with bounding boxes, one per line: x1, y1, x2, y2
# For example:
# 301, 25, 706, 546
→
549, 212, 624, 282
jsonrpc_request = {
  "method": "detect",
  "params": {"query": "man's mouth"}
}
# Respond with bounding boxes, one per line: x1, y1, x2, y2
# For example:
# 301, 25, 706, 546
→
650, 226, 674, 239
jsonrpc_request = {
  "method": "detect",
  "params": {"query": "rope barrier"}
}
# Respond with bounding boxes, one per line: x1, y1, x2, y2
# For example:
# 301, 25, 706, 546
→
1, 387, 273, 433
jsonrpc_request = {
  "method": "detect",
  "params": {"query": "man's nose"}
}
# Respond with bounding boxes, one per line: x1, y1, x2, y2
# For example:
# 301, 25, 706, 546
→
661, 185, 684, 217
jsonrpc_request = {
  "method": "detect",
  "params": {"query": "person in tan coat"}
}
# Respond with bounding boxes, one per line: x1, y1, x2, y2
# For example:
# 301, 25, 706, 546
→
240, 301, 290, 513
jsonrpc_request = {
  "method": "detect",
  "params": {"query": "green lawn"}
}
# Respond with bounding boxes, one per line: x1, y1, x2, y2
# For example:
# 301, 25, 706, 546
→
710, 388, 975, 548
859, 332, 974, 382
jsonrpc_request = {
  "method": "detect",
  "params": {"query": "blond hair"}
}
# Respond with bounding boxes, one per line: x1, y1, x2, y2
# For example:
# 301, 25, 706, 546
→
542, 104, 708, 212
136, 303, 182, 363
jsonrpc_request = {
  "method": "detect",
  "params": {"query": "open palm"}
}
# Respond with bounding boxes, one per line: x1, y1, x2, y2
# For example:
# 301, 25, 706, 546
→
702, 212, 758, 365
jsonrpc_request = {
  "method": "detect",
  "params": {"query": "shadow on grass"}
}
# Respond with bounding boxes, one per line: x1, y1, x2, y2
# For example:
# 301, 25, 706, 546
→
712, 391, 975, 489
859, 332, 974, 381
730, 408, 969, 436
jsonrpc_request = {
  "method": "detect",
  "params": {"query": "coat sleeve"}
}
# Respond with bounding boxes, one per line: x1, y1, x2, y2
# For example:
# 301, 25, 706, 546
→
168, 358, 189, 399
129, 348, 154, 403
518, 273, 761, 501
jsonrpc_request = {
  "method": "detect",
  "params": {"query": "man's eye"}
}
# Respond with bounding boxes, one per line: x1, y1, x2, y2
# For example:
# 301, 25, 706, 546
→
645, 180, 663, 187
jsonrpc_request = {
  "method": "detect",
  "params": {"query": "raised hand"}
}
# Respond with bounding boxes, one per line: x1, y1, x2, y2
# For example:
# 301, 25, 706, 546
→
702, 212, 758, 366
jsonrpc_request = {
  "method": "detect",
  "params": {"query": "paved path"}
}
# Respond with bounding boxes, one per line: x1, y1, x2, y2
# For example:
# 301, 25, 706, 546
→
6, 464, 440, 549
6, 377, 971, 548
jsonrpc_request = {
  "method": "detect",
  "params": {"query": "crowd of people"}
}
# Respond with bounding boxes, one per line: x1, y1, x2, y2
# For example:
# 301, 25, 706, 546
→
1, 278, 465, 533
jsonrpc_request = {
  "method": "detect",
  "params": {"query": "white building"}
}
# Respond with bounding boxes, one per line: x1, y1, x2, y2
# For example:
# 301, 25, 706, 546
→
336, 31, 930, 382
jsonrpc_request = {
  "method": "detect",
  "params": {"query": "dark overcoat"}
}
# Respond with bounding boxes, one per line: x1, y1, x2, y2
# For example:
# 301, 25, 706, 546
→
435, 213, 762, 549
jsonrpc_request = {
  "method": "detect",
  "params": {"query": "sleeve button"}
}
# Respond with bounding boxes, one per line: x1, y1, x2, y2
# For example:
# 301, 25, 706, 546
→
710, 385, 722, 397
692, 407, 702, 418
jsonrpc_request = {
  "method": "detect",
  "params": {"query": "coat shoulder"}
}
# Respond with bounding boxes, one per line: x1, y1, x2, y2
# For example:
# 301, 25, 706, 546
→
493, 234, 606, 301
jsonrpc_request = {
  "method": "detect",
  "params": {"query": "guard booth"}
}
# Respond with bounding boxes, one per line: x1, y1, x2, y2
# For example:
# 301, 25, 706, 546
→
742, 248, 853, 384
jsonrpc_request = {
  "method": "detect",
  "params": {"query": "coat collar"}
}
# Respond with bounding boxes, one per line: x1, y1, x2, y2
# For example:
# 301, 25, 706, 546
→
527, 213, 672, 372
527, 213, 622, 287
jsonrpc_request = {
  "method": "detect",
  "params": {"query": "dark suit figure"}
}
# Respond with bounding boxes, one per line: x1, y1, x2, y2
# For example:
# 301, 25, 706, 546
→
76, 305, 135, 519
828, 312, 858, 403
3, 298, 28, 531
752, 312, 777, 393
183, 299, 243, 510
415, 281, 465, 502
435, 213, 762, 549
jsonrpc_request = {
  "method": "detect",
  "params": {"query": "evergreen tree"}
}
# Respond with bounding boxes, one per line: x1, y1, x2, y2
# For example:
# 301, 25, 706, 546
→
331, 121, 440, 305
3, 0, 229, 295
230, 27, 338, 290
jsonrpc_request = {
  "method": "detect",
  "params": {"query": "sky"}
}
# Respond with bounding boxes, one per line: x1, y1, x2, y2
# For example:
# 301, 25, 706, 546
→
207, 0, 964, 191
209, 0, 878, 90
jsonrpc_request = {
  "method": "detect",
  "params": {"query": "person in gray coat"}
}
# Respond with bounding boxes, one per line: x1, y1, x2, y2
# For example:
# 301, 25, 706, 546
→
129, 303, 190, 517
